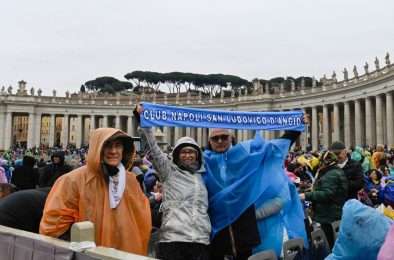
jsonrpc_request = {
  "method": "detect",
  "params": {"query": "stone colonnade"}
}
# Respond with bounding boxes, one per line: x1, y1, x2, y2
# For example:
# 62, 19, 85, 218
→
0, 113, 138, 149
0, 90, 393, 150
301, 92, 393, 150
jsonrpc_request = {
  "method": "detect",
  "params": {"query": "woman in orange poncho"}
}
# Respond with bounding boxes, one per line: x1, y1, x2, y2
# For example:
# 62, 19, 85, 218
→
40, 128, 151, 255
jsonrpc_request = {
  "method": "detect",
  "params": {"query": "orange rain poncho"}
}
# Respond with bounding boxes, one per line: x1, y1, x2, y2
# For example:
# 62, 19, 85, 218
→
40, 128, 151, 255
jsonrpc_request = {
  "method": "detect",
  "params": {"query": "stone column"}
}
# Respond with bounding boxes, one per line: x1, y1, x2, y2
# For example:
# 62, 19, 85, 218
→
61, 114, 69, 148
127, 116, 132, 136
27, 113, 35, 148
237, 129, 243, 142
3, 112, 12, 149
90, 115, 96, 131
0, 112, 6, 149
0, 113, 5, 149
103, 115, 108, 128
323, 105, 330, 148
76, 115, 83, 148
174, 127, 180, 143
115, 115, 120, 129
131, 116, 139, 137
202, 128, 208, 147
386, 92, 394, 147
344, 102, 351, 148
311, 106, 318, 150
333, 103, 340, 142
34, 113, 42, 147
300, 130, 307, 150
354, 100, 362, 146
243, 130, 249, 141
191, 128, 196, 140
49, 114, 56, 147
185, 127, 191, 137
376, 95, 384, 145
365, 97, 373, 146
197, 128, 203, 147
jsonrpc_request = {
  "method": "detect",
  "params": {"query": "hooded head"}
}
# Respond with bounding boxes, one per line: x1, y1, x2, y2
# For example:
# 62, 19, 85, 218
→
51, 151, 65, 165
86, 128, 135, 175
318, 151, 339, 173
23, 156, 36, 167
351, 146, 364, 162
172, 136, 202, 172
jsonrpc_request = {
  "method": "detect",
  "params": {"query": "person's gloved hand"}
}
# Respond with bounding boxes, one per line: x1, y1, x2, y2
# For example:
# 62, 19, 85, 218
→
132, 103, 143, 124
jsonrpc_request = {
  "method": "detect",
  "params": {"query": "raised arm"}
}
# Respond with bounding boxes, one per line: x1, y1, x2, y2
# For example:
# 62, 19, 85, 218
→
134, 104, 172, 182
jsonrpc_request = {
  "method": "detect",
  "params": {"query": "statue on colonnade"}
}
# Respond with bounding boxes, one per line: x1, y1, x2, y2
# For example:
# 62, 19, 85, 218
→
353, 65, 358, 78
312, 77, 317, 88
375, 57, 380, 71
252, 78, 261, 95
343, 68, 348, 81
364, 62, 369, 74
290, 80, 296, 91
385, 52, 390, 66
331, 71, 337, 82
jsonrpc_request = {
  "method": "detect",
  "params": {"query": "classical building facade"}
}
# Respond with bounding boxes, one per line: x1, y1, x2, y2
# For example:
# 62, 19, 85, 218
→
1, 57, 393, 151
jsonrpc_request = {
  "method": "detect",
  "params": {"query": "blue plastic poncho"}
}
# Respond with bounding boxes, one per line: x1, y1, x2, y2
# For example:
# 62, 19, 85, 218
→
203, 131, 308, 256
326, 199, 393, 260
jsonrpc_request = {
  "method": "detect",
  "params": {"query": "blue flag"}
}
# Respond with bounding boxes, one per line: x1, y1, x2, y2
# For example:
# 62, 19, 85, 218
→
140, 102, 305, 131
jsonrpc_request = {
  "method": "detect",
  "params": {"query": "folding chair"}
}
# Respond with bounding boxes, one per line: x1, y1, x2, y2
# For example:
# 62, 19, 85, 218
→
248, 249, 277, 260
310, 229, 331, 259
283, 237, 307, 260
331, 220, 341, 241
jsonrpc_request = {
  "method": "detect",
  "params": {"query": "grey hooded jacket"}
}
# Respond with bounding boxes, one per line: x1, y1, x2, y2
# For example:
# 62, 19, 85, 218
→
138, 127, 210, 245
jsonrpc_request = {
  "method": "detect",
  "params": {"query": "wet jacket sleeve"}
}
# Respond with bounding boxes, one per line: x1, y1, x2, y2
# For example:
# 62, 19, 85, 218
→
304, 171, 339, 203
138, 127, 172, 182
255, 197, 286, 220
39, 175, 79, 238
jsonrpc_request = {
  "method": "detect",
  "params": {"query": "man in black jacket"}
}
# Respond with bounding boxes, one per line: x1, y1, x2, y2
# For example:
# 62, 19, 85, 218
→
330, 141, 364, 200
39, 151, 73, 188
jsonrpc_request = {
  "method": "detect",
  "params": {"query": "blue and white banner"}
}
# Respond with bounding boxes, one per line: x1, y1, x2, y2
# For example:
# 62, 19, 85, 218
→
140, 102, 305, 131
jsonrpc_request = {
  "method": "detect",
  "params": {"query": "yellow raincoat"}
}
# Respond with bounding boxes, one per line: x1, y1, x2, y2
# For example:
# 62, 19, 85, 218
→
40, 128, 151, 255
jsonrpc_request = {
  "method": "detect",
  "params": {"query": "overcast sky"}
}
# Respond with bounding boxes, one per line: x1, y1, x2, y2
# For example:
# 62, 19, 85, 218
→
1, 0, 393, 96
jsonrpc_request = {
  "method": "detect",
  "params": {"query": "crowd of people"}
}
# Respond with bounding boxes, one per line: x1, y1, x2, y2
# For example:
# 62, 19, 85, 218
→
0, 104, 394, 259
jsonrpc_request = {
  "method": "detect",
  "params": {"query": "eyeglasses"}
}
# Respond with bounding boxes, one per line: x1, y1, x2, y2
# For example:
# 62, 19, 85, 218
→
209, 134, 230, 143
180, 150, 197, 156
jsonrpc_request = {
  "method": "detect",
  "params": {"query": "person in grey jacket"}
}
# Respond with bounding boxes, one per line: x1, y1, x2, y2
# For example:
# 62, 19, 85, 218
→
135, 104, 210, 260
